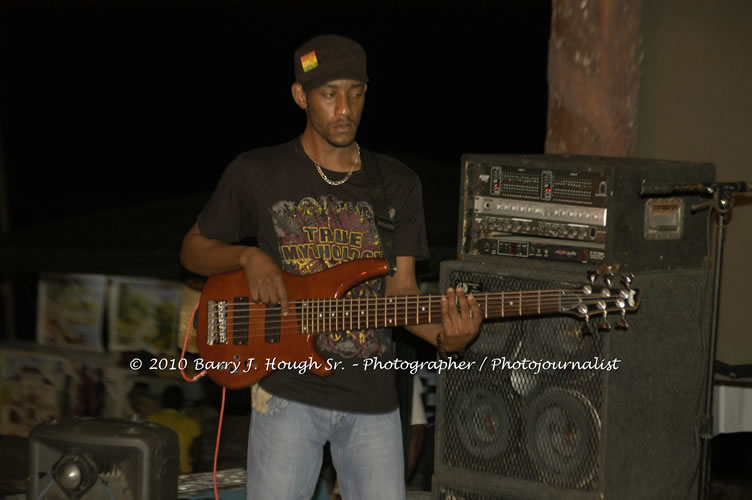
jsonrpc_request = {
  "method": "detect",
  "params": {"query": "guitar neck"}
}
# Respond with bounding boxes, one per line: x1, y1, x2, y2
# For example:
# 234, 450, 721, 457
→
298, 290, 566, 334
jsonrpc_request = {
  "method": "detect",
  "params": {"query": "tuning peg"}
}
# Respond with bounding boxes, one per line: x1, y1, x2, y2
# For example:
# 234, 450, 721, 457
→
596, 300, 610, 330
621, 273, 635, 289
603, 272, 615, 288
587, 270, 599, 285
615, 299, 629, 330
598, 316, 611, 331
616, 310, 629, 330
581, 321, 593, 336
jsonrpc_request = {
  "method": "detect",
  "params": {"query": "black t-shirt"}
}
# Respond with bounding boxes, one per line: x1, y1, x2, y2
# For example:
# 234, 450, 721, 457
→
197, 138, 429, 412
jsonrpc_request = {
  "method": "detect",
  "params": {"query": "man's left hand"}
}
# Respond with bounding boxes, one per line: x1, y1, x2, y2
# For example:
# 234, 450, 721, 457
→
439, 288, 482, 353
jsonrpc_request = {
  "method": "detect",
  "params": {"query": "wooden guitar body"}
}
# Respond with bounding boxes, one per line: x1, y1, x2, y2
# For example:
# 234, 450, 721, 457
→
196, 259, 390, 388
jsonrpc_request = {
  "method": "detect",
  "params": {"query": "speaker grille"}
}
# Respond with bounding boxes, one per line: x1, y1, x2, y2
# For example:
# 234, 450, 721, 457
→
436, 486, 515, 500
438, 267, 606, 492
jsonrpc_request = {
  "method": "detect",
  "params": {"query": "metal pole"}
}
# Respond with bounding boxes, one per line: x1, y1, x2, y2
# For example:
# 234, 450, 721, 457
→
698, 191, 731, 500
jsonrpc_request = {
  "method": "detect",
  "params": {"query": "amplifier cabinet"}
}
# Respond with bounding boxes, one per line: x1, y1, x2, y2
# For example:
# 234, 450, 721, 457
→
433, 259, 713, 500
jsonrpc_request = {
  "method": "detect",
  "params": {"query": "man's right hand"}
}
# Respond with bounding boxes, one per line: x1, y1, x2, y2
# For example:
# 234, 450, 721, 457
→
180, 223, 290, 315
239, 247, 290, 316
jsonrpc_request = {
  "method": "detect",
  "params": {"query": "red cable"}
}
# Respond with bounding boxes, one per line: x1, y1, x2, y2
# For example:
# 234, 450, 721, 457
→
178, 300, 227, 500
213, 387, 227, 500
179, 301, 207, 383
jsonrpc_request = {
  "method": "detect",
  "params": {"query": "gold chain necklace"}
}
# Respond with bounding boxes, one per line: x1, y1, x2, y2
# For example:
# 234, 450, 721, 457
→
306, 143, 360, 186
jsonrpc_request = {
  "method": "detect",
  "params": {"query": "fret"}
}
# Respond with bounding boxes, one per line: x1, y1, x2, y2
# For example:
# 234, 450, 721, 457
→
484, 294, 488, 319
349, 297, 353, 331
366, 296, 370, 329
415, 295, 419, 325
387, 297, 391, 326
518, 291, 522, 317
428, 295, 432, 323
357, 297, 361, 330
537, 290, 541, 315
501, 292, 505, 317
405, 296, 408, 326
319, 299, 323, 333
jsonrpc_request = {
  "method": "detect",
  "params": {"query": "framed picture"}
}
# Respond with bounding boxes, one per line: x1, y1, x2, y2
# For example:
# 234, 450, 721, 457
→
36, 273, 107, 351
108, 277, 182, 354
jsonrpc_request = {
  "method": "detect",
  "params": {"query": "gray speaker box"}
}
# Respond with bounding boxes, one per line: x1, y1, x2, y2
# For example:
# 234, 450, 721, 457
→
28, 417, 179, 500
433, 258, 714, 500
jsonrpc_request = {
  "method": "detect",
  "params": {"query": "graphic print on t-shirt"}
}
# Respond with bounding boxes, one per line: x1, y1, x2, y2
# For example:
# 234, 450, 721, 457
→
269, 194, 389, 359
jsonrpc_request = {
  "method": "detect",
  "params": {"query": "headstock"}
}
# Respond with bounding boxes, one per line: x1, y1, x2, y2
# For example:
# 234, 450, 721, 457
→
562, 269, 641, 331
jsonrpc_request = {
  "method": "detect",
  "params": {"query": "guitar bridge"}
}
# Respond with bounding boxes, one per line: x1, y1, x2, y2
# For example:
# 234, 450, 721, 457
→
207, 300, 227, 345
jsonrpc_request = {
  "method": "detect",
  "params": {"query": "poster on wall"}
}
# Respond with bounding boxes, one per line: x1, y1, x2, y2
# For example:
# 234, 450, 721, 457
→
36, 273, 108, 351
0, 350, 77, 437
108, 277, 182, 354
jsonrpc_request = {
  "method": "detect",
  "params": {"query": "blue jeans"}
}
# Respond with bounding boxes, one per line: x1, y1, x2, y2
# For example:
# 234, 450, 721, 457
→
246, 393, 406, 500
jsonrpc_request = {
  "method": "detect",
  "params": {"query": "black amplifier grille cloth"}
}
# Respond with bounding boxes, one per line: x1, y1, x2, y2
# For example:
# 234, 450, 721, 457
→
439, 269, 605, 492
436, 488, 509, 500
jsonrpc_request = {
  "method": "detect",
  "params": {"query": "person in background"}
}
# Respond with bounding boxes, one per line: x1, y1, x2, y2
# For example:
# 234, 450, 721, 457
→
147, 385, 202, 474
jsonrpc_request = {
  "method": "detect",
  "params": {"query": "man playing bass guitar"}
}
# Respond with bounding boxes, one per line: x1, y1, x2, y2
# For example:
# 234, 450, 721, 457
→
179, 34, 482, 500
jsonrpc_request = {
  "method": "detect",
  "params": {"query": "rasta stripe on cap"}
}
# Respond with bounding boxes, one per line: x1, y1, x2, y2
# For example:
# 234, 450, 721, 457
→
300, 51, 319, 73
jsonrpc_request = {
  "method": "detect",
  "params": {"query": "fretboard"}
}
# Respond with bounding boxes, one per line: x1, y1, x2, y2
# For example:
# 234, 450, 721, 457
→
297, 290, 566, 334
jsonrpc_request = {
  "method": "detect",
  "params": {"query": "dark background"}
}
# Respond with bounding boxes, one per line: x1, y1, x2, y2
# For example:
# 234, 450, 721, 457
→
0, 0, 551, 341
0, 0, 551, 234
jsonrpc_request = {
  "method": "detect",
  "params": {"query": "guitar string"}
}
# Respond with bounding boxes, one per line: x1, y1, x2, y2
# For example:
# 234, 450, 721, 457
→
208, 289, 628, 309
201, 296, 628, 337
208, 294, 629, 317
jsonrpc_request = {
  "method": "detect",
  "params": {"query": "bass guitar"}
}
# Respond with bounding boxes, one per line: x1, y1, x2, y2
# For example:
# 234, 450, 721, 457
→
196, 258, 640, 388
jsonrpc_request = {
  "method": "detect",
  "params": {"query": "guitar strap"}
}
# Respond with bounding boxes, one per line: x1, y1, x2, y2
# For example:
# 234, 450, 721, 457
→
360, 148, 397, 276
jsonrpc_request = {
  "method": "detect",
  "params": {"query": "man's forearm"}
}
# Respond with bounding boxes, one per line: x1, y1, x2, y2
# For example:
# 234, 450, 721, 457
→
179, 223, 249, 276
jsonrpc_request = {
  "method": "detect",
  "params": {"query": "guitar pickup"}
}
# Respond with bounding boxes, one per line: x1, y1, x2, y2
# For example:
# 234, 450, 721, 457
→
207, 300, 227, 345
265, 303, 281, 344
233, 297, 250, 345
